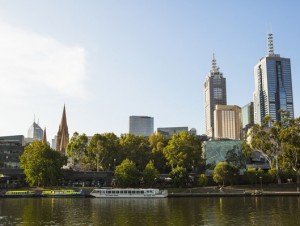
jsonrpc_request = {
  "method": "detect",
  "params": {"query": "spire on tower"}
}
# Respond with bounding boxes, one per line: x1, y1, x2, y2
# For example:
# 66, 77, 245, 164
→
211, 53, 220, 73
43, 127, 47, 144
268, 33, 274, 55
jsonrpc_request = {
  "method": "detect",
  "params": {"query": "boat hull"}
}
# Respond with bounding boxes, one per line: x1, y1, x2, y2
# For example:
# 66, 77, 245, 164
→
90, 188, 168, 198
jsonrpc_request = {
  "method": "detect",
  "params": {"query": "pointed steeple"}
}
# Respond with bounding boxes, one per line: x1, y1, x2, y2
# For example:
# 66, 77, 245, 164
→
43, 127, 47, 144
56, 105, 69, 155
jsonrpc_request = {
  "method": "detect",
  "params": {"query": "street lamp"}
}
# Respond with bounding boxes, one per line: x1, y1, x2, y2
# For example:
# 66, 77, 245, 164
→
114, 158, 116, 170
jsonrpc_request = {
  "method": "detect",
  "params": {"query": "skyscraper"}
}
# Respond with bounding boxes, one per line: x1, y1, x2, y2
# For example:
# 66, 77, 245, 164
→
242, 102, 254, 129
253, 33, 294, 125
204, 54, 227, 138
129, 116, 154, 136
56, 105, 69, 155
214, 105, 242, 140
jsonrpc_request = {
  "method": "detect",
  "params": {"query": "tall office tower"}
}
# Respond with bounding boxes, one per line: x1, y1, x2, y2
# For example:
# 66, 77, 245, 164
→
129, 116, 154, 136
27, 118, 43, 141
242, 102, 254, 129
204, 54, 227, 138
253, 33, 294, 125
214, 105, 242, 140
56, 105, 69, 155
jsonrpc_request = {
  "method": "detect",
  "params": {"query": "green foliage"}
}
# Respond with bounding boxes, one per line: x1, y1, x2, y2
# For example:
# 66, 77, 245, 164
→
170, 166, 189, 187
80, 133, 120, 171
142, 160, 159, 187
119, 134, 151, 170
20, 141, 67, 186
244, 168, 258, 185
225, 145, 246, 169
148, 133, 169, 173
114, 159, 140, 187
198, 174, 208, 187
66, 132, 88, 168
213, 162, 238, 186
163, 131, 203, 172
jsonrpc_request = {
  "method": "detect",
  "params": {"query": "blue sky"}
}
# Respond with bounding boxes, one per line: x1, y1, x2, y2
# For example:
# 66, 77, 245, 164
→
0, 1, 299, 140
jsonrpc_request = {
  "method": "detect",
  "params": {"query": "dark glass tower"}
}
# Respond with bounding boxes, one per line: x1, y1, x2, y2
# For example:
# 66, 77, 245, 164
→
253, 34, 294, 124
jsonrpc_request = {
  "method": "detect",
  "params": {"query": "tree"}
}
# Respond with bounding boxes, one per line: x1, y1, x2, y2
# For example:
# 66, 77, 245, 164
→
119, 134, 151, 170
148, 133, 169, 173
163, 131, 203, 172
244, 113, 288, 184
198, 174, 208, 187
66, 132, 88, 170
142, 160, 159, 187
20, 141, 67, 186
84, 133, 121, 171
114, 159, 140, 187
169, 166, 189, 187
279, 117, 300, 182
213, 162, 238, 186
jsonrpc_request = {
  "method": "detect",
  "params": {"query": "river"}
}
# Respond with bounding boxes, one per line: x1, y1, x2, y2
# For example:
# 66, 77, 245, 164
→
0, 197, 300, 225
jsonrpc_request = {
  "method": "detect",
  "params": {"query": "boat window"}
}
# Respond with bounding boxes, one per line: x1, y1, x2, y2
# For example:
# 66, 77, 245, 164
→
124, 191, 127, 194
141, 191, 144, 194
107, 191, 111, 194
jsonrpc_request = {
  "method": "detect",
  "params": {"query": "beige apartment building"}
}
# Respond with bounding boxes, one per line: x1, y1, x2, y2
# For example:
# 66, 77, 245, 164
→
214, 105, 242, 140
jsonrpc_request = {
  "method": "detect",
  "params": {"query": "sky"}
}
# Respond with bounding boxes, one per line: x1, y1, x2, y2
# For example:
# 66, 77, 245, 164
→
0, 1, 299, 141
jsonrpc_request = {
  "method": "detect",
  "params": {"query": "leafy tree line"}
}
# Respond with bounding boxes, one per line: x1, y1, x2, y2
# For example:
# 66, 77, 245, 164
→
66, 131, 204, 174
243, 113, 300, 183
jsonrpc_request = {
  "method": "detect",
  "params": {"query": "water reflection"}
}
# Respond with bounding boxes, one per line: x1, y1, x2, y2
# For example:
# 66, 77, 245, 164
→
0, 197, 300, 225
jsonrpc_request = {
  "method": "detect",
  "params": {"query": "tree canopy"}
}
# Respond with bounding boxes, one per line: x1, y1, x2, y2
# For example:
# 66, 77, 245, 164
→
114, 159, 140, 187
20, 141, 67, 186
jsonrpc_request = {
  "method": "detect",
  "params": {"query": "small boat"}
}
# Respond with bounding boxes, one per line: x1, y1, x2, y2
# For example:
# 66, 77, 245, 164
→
4, 190, 38, 198
90, 188, 168, 198
42, 189, 85, 197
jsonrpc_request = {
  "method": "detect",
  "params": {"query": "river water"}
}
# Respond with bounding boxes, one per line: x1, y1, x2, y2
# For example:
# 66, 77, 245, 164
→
0, 197, 300, 225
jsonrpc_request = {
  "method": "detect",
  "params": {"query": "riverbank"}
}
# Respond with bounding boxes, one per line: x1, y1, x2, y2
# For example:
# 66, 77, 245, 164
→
1, 183, 300, 198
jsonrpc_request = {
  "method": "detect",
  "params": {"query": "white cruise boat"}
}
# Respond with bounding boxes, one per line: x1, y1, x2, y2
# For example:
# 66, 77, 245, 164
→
90, 188, 168, 198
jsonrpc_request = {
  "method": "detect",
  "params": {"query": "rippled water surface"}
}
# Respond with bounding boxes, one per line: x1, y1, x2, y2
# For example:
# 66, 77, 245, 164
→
1, 197, 300, 225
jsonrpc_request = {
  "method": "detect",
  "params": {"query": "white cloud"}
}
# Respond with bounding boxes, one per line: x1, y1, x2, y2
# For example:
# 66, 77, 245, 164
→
0, 21, 87, 99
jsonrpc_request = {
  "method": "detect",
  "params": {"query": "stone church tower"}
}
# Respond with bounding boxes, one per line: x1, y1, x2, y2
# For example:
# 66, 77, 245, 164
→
56, 105, 69, 155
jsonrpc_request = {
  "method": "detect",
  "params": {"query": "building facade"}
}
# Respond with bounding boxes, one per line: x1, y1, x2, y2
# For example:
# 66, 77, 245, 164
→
56, 105, 69, 155
204, 54, 227, 139
0, 135, 24, 168
129, 116, 154, 136
214, 105, 242, 140
157, 127, 188, 137
253, 33, 294, 125
242, 102, 254, 128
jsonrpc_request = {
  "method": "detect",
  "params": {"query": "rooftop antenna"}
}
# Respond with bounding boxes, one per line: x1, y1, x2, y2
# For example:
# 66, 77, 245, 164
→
268, 33, 274, 55
211, 53, 219, 73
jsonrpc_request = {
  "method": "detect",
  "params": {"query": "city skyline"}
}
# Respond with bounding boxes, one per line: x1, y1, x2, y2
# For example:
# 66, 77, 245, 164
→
0, 1, 299, 140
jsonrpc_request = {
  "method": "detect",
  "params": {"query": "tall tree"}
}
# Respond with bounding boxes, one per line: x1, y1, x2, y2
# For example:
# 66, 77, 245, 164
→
280, 117, 300, 183
20, 141, 67, 186
114, 159, 140, 187
66, 132, 88, 169
119, 134, 151, 170
87, 133, 121, 171
142, 160, 159, 187
163, 131, 203, 172
148, 133, 169, 173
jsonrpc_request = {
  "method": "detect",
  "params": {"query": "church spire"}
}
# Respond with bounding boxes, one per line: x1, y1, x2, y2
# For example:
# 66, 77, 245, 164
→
43, 127, 47, 144
56, 104, 69, 155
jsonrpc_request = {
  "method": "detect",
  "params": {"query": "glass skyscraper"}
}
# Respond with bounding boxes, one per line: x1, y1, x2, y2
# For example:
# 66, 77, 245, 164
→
253, 33, 294, 124
204, 54, 227, 138
129, 116, 154, 137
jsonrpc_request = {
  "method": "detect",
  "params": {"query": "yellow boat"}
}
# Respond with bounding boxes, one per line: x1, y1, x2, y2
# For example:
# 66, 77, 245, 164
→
4, 190, 38, 198
42, 189, 85, 197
